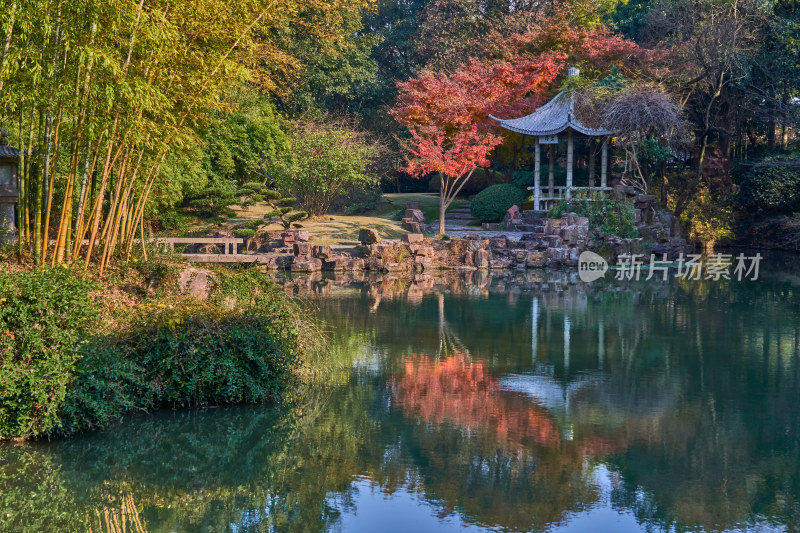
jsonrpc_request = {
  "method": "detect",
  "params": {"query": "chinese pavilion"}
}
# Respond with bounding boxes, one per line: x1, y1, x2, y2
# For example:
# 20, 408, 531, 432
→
490, 67, 616, 211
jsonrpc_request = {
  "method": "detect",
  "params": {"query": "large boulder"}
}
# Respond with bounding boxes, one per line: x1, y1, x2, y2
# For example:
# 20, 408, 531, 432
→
402, 233, 424, 243
358, 228, 381, 244
526, 251, 547, 268
474, 249, 490, 269
293, 242, 312, 257
259, 253, 294, 270
405, 208, 426, 223
312, 245, 333, 259
285, 229, 310, 242
324, 257, 365, 271
402, 219, 422, 233
178, 267, 215, 300
291, 258, 323, 272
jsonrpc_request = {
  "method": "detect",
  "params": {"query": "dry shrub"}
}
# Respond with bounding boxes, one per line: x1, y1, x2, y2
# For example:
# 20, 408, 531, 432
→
575, 85, 689, 193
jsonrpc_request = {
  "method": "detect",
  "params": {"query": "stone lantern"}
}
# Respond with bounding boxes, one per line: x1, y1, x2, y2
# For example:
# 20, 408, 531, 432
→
0, 128, 20, 246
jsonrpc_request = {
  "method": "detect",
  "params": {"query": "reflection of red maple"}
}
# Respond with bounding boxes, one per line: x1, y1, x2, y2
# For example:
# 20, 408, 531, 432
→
393, 352, 559, 447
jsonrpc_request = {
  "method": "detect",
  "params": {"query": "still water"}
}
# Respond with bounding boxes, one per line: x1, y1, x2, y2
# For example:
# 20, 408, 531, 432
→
3, 264, 800, 532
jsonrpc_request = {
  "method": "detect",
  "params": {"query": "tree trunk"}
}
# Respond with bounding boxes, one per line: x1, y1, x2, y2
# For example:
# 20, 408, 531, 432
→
438, 173, 446, 235
767, 119, 776, 149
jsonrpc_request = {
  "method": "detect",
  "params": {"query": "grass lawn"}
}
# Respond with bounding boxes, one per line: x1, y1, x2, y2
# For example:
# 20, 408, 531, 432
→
227, 193, 471, 245
174, 193, 471, 246
380, 193, 469, 223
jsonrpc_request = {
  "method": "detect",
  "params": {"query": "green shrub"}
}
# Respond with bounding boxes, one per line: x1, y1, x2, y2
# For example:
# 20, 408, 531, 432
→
548, 197, 638, 238
738, 165, 800, 214
547, 200, 571, 219
1, 267, 308, 439
470, 184, 527, 222
0, 268, 98, 439
153, 210, 191, 235
63, 300, 302, 434
329, 186, 382, 215
512, 170, 535, 188
233, 228, 256, 239
268, 120, 380, 216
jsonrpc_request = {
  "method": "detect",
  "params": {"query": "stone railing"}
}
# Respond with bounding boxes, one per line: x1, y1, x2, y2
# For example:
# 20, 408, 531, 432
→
528, 186, 613, 211
154, 237, 244, 255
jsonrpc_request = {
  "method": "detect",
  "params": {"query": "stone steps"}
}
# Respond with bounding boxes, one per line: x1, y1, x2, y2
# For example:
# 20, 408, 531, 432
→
513, 223, 544, 232
447, 206, 474, 218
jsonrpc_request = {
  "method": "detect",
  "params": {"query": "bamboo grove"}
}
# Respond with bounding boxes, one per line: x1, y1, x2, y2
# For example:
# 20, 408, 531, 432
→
0, 0, 369, 273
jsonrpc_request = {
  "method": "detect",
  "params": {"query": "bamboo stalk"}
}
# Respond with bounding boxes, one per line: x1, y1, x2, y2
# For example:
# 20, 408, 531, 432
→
139, 213, 148, 262
41, 103, 64, 264
52, 138, 79, 265
0, 1, 18, 96
72, 133, 104, 262
33, 110, 46, 263
100, 149, 143, 275
82, 115, 120, 269
123, 161, 160, 257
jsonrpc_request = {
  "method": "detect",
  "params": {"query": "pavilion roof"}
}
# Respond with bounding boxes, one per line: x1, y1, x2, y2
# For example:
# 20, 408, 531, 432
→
0, 145, 19, 161
490, 90, 616, 137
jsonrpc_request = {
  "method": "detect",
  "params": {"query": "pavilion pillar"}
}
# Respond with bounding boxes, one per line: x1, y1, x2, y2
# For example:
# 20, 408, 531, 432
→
601, 137, 608, 188
548, 145, 555, 197
564, 315, 571, 373
534, 138, 541, 210
588, 139, 596, 187
566, 130, 574, 199
532, 297, 539, 363
598, 320, 605, 370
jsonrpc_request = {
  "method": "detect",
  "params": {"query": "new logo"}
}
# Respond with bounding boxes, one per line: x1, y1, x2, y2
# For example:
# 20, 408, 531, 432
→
578, 251, 608, 283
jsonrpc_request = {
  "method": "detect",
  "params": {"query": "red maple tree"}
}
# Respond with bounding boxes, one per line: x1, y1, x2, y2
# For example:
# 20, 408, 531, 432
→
392, 10, 639, 234
393, 54, 564, 234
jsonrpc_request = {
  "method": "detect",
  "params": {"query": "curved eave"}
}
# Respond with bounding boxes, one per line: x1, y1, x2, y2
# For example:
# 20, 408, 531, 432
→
0, 145, 19, 161
490, 115, 616, 137
569, 123, 617, 136
488, 115, 565, 136
489, 88, 618, 137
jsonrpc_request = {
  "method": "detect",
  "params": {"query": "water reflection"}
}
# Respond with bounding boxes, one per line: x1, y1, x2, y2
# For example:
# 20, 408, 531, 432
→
2, 266, 800, 532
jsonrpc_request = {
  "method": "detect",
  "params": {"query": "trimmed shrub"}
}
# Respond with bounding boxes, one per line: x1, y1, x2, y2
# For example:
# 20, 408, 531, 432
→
738, 165, 800, 214
153, 210, 192, 235
470, 184, 527, 222
233, 228, 256, 239
0, 268, 98, 439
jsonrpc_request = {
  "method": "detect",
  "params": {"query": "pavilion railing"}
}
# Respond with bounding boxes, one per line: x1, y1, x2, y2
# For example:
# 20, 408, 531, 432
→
527, 186, 613, 211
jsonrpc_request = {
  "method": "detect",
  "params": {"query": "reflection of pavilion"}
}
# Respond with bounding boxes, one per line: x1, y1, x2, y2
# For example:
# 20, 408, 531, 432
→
529, 292, 595, 374
509, 292, 676, 427
499, 371, 603, 422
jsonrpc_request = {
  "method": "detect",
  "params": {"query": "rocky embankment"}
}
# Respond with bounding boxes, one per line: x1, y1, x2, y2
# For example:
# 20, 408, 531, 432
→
198, 187, 688, 274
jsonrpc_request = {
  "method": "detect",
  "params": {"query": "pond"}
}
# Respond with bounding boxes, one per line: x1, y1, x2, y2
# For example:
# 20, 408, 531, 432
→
3, 262, 800, 532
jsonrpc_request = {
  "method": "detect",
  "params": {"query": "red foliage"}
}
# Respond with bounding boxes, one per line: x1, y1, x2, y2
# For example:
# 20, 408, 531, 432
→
393, 352, 560, 447
393, 54, 564, 180
487, 7, 640, 69
401, 126, 501, 180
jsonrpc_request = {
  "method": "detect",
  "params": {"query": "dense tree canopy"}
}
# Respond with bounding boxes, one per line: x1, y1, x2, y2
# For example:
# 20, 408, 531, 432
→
0, 0, 797, 263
